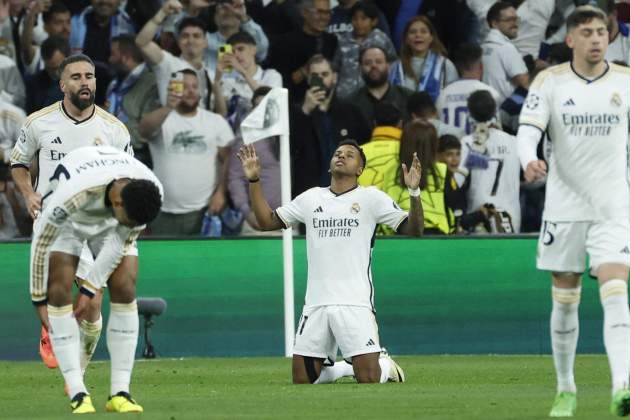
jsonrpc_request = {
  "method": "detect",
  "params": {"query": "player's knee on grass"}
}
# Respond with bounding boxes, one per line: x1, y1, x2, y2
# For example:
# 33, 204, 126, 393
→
108, 257, 138, 304
292, 356, 323, 384
353, 353, 380, 383
552, 272, 582, 289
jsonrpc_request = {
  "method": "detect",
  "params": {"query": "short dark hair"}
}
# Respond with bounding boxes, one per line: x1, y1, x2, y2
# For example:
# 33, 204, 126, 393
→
43, 1, 70, 23
121, 179, 162, 225
227, 31, 256, 46
373, 102, 402, 127
467, 90, 496, 123
358, 45, 388, 64
306, 53, 332, 73
566, 5, 607, 31
58, 53, 94, 78
486, 1, 513, 26
452, 43, 482, 74
41, 35, 70, 61
407, 91, 436, 118
177, 68, 198, 78
252, 86, 272, 105
337, 139, 367, 169
350, 2, 380, 20
111, 34, 143, 63
438, 134, 461, 153
177, 17, 207, 36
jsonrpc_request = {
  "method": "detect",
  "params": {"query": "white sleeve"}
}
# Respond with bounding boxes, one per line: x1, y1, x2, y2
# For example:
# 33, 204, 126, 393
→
215, 115, 235, 148
518, 70, 551, 131
152, 51, 176, 106
502, 46, 528, 78
275, 190, 308, 228
516, 124, 543, 171
82, 225, 141, 294
369, 188, 408, 231
114, 122, 133, 156
262, 68, 283, 87
10, 122, 39, 167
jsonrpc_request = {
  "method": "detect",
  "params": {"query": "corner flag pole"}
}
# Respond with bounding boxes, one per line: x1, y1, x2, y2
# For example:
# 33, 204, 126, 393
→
280, 132, 294, 357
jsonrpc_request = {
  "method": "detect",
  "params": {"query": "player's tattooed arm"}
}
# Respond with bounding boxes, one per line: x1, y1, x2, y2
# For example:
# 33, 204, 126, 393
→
237, 144, 285, 231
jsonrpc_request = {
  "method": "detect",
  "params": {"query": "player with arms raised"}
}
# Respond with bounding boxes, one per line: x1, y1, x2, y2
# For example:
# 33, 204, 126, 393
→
238, 140, 423, 384
517, 6, 630, 417
32, 146, 162, 413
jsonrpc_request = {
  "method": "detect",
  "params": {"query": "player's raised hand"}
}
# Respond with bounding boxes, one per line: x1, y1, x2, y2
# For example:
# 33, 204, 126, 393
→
524, 160, 547, 183
402, 152, 422, 190
237, 144, 261, 182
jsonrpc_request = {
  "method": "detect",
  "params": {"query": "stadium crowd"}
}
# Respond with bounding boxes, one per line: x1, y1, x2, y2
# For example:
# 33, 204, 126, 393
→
0, 0, 623, 238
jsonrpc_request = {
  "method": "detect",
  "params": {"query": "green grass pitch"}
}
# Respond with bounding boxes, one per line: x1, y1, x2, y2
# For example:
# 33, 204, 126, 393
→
0, 355, 616, 419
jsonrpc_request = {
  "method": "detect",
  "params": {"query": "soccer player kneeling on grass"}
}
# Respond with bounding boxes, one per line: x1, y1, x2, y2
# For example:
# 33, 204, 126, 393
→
31, 146, 162, 413
517, 5, 630, 417
237, 140, 423, 384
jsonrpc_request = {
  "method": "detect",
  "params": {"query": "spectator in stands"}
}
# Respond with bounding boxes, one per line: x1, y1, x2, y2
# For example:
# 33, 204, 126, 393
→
70, 0, 135, 65
290, 54, 370, 196
385, 118, 458, 235
227, 86, 281, 234
138, 69, 234, 236
21, 1, 71, 77
25, 35, 67, 114
107, 34, 160, 168
0, 53, 25, 109
136, 2, 224, 114
265, 0, 337, 103
0, 163, 29, 239
512, 0, 555, 64
332, 2, 396, 99
605, 0, 630, 64
408, 91, 464, 139
482, 1, 529, 105
216, 31, 282, 131
358, 102, 403, 193
436, 43, 500, 134
205, 0, 269, 71
459, 90, 520, 233
327, 0, 391, 38
124, 0, 162, 29
0, 92, 25, 166
0, 0, 33, 72
437, 134, 463, 178
351, 46, 412, 126
246, 0, 302, 36
388, 15, 458, 102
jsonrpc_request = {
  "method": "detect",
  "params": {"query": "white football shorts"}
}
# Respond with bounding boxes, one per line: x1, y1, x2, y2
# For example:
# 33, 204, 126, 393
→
537, 219, 630, 275
293, 305, 382, 359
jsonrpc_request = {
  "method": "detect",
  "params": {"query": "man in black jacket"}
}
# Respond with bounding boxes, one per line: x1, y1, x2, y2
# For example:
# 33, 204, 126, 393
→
290, 55, 370, 197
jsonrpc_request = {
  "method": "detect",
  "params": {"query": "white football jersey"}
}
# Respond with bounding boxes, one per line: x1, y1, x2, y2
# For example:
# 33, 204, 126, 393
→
276, 186, 408, 311
10, 102, 133, 198
519, 62, 630, 221
459, 128, 521, 232
436, 79, 501, 134
30, 146, 163, 301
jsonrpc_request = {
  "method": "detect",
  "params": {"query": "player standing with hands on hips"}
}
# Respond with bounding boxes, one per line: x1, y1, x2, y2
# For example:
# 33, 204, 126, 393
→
517, 5, 630, 417
238, 140, 422, 384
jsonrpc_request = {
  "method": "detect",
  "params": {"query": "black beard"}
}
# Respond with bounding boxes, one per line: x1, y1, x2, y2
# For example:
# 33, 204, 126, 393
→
177, 100, 199, 114
362, 71, 388, 88
70, 90, 95, 110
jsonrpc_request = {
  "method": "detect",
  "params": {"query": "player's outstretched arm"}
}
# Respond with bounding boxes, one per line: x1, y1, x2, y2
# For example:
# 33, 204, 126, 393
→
400, 152, 423, 237
237, 144, 285, 231
11, 166, 40, 218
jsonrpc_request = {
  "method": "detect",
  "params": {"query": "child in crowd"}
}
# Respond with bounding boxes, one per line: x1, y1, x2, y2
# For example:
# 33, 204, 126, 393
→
333, 2, 397, 99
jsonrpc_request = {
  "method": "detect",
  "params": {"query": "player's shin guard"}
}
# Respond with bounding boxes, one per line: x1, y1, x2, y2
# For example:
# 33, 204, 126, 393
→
48, 304, 87, 398
107, 301, 138, 396
551, 286, 581, 393
314, 362, 354, 384
600, 280, 630, 394
79, 317, 102, 375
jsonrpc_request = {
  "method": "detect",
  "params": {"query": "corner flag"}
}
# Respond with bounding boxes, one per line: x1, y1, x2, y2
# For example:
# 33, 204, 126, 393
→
240, 88, 289, 145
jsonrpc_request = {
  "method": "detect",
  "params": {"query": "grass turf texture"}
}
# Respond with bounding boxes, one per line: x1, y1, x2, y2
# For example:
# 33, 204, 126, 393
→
0, 355, 615, 419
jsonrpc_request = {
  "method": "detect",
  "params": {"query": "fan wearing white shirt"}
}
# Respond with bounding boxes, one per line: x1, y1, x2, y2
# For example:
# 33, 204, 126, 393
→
237, 139, 423, 385
215, 31, 282, 130
517, 6, 630, 417
436, 42, 500, 134
482, 2, 530, 105
605, 0, 630, 64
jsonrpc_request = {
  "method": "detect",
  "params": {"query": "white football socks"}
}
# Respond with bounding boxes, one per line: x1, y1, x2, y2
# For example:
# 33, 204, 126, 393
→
378, 356, 391, 383
600, 279, 630, 394
550, 286, 580, 394
107, 301, 139, 396
79, 317, 102, 375
314, 361, 354, 384
48, 304, 87, 399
